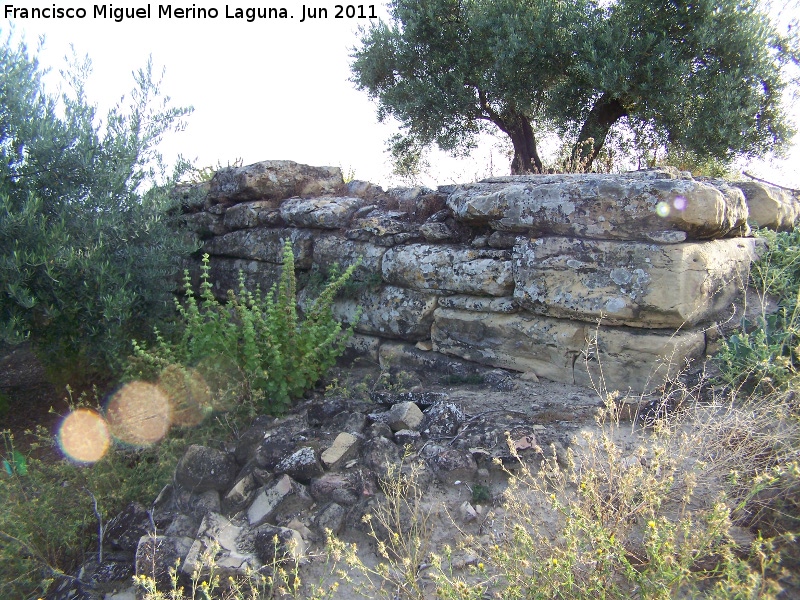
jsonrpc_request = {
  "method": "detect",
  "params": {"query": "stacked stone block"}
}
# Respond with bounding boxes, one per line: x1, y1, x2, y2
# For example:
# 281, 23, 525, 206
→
179, 160, 798, 395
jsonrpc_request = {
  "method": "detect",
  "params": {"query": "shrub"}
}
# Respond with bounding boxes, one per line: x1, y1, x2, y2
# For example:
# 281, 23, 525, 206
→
0, 37, 195, 381
716, 227, 800, 393
128, 243, 359, 414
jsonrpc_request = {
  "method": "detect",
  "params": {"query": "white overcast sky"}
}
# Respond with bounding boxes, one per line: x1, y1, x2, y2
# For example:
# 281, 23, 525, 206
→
4, 0, 800, 189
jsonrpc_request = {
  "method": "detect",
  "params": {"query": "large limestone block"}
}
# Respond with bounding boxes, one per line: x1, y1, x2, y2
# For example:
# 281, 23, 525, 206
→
331, 285, 438, 341
223, 199, 283, 230
203, 228, 314, 268
573, 326, 706, 394
181, 212, 227, 237
736, 181, 800, 231
208, 160, 343, 203
346, 209, 421, 246
432, 308, 706, 393
447, 170, 748, 242
513, 237, 762, 328
382, 244, 513, 296
281, 196, 366, 229
313, 235, 386, 282
432, 308, 584, 383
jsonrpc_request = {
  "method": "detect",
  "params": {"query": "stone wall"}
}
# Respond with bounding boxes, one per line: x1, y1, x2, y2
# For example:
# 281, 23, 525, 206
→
177, 160, 799, 395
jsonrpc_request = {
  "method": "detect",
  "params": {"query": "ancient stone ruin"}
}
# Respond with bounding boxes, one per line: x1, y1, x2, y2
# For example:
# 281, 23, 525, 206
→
49, 161, 800, 599
177, 160, 799, 395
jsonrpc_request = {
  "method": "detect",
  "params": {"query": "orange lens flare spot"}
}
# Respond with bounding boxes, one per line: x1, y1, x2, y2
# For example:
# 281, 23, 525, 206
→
106, 381, 171, 446
157, 365, 213, 428
58, 409, 111, 463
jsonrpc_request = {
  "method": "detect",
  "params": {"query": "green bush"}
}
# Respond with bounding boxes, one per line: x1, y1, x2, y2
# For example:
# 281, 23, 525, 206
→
0, 36, 196, 381
128, 243, 359, 414
716, 227, 800, 393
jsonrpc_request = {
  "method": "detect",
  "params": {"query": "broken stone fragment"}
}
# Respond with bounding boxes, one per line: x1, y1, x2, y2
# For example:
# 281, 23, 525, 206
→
386, 401, 424, 432
366, 421, 394, 439
174, 445, 236, 493
274, 447, 325, 483
321, 432, 360, 469
234, 416, 274, 465
420, 402, 466, 437
223, 473, 259, 513
393, 429, 422, 447
370, 390, 448, 408
253, 433, 297, 471
459, 501, 479, 523
307, 398, 350, 427
425, 447, 478, 485
135, 535, 194, 590
182, 512, 258, 578
362, 436, 403, 479
247, 475, 313, 527
314, 502, 347, 535
253, 525, 306, 565
104, 502, 151, 552
309, 470, 372, 506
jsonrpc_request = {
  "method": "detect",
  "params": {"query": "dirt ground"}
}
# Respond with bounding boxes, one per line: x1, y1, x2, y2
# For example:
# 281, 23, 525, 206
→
3, 344, 766, 599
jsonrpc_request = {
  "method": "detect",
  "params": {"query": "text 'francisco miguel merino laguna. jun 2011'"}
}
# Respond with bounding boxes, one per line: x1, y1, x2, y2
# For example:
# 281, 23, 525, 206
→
4, 3, 379, 23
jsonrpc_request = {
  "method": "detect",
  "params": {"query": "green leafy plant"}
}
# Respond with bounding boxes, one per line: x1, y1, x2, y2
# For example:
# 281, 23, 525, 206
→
129, 242, 359, 414
0, 38, 196, 382
716, 227, 800, 393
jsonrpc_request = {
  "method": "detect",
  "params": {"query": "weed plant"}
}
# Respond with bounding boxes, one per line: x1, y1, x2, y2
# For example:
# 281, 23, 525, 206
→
128, 241, 359, 414
321, 394, 794, 600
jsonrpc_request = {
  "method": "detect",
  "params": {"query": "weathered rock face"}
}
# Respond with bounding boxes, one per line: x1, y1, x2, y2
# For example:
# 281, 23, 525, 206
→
175, 445, 237, 493
447, 169, 748, 242
182, 160, 776, 395
382, 244, 513, 296
513, 237, 763, 328
735, 181, 800, 231
313, 235, 386, 282
223, 199, 284, 230
203, 228, 313, 268
329, 285, 438, 342
431, 308, 706, 393
281, 196, 366, 229
208, 160, 343, 204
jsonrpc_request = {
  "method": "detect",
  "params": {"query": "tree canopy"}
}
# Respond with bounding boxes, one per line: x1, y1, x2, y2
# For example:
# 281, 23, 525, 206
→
351, 0, 799, 174
0, 34, 195, 378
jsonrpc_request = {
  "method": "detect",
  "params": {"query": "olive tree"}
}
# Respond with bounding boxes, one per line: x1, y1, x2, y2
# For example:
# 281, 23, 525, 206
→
352, 0, 798, 174
0, 35, 196, 379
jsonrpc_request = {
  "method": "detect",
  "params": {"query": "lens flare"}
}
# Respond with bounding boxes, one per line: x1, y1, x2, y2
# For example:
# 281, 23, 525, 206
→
58, 409, 111, 463
106, 381, 171, 446
656, 201, 670, 217
158, 364, 212, 428
673, 196, 687, 211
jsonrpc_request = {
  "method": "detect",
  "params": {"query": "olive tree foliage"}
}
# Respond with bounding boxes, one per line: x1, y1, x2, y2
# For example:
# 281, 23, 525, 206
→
351, 0, 798, 174
0, 34, 196, 378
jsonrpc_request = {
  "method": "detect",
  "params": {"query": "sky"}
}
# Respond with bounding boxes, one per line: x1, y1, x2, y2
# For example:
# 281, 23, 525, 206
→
3, 0, 800, 189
